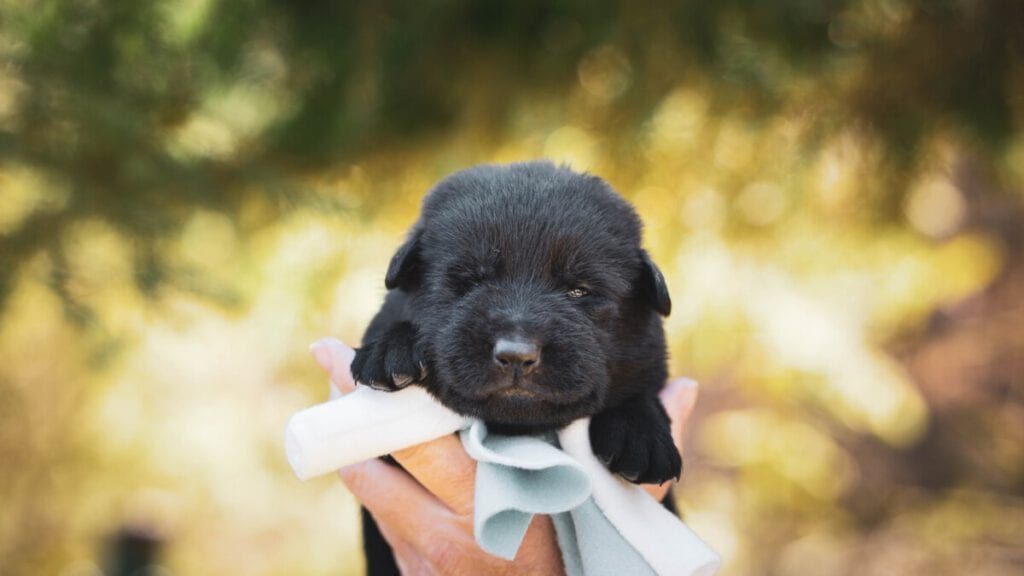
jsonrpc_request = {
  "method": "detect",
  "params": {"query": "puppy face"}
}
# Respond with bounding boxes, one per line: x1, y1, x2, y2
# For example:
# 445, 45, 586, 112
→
387, 162, 670, 431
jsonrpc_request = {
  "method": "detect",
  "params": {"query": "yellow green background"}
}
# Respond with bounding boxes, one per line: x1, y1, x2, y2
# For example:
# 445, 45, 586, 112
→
2, 1, 1022, 575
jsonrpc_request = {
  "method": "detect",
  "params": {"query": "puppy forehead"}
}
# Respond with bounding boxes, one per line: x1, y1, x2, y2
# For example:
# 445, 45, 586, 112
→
440, 224, 622, 271
420, 165, 641, 286
422, 162, 641, 246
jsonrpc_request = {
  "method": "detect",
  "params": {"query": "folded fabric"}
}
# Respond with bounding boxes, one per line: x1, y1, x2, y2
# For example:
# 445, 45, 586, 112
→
286, 386, 469, 479
557, 419, 720, 576
464, 420, 680, 576
285, 385, 720, 576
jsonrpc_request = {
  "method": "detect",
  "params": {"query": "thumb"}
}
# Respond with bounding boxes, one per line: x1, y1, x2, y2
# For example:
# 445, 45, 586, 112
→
659, 378, 699, 456
309, 338, 358, 395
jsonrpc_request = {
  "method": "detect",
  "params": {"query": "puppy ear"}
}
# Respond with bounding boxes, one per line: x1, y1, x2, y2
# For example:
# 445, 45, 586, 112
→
385, 231, 423, 290
638, 249, 671, 316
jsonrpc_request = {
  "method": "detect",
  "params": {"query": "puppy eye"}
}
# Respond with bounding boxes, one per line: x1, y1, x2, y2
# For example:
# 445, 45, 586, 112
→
566, 287, 589, 299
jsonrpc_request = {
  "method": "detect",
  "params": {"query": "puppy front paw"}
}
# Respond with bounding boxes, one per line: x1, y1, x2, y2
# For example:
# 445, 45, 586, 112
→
352, 322, 426, 391
589, 397, 682, 485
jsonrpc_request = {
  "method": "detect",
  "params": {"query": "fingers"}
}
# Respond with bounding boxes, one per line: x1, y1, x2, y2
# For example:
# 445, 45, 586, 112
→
352, 466, 563, 575
338, 458, 453, 543
311, 337, 478, 516
312, 338, 698, 510
391, 437, 479, 517
516, 515, 565, 570
645, 378, 699, 501
660, 378, 699, 456
309, 338, 357, 395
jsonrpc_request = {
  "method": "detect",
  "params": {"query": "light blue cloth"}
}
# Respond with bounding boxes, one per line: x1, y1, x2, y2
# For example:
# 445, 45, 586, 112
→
460, 421, 657, 576
286, 384, 719, 575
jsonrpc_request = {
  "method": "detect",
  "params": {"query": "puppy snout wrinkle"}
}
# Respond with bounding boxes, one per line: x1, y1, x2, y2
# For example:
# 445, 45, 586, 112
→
493, 337, 541, 374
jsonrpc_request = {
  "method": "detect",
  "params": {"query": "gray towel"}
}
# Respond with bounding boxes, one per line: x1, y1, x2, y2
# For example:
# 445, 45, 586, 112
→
462, 421, 657, 575
285, 385, 720, 576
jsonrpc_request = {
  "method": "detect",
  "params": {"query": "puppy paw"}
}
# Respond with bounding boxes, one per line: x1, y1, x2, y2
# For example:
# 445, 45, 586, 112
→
589, 397, 682, 485
352, 322, 426, 391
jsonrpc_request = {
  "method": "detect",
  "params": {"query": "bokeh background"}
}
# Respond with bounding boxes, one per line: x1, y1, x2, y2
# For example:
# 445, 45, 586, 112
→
2, 1, 1023, 574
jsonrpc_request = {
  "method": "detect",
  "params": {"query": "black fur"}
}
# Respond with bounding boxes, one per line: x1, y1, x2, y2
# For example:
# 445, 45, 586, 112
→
353, 161, 680, 570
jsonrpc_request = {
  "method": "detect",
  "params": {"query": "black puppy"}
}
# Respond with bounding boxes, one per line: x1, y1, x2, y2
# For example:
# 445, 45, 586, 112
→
352, 161, 680, 571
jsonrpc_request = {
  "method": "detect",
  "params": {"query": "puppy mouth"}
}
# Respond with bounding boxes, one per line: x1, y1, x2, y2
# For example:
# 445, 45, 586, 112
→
474, 373, 594, 405
444, 375, 601, 431
492, 386, 536, 399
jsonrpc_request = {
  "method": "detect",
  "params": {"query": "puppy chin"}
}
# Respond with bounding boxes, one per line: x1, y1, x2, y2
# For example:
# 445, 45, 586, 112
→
468, 396, 598, 433
435, 373, 605, 433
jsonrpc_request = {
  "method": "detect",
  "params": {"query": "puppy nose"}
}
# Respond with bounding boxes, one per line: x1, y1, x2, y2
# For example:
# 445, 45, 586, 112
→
493, 338, 541, 374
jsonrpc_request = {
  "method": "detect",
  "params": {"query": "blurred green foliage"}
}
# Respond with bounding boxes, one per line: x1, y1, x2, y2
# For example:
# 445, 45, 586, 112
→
2, 1, 1023, 575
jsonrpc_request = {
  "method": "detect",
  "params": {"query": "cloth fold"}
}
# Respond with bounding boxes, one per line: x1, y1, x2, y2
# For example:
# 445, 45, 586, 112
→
285, 385, 720, 576
460, 422, 592, 560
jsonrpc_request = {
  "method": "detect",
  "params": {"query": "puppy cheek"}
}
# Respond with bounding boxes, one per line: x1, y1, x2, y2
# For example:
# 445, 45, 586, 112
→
582, 300, 622, 333
433, 303, 495, 396
538, 321, 609, 397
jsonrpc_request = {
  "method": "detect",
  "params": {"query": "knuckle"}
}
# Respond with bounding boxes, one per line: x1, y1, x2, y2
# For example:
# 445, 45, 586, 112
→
423, 534, 464, 571
338, 462, 374, 496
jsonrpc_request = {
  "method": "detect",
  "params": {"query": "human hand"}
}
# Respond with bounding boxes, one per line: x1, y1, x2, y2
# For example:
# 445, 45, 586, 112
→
309, 337, 699, 575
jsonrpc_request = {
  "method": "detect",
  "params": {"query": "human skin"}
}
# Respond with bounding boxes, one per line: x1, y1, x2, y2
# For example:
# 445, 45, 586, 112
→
309, 337, 698, 576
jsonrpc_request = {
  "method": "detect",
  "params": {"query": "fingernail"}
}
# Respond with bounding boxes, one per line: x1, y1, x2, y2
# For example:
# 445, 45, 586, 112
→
309, 339, 334, 372
661, 377, 699, 407
673, 378, 698, 390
